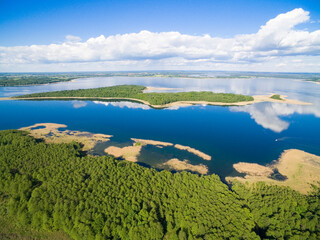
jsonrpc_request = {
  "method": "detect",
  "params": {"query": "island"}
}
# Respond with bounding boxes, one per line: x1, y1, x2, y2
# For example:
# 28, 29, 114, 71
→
6, 84, 311, 108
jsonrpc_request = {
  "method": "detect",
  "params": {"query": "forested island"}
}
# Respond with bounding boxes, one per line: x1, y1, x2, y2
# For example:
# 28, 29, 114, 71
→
13, 84, 254, 106
11, 84, 312, 107
1, 129, 320, 239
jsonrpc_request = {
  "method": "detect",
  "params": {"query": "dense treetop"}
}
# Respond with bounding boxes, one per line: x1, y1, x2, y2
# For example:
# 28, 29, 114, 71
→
14, 85, 254, 105
0, 130, 320, 239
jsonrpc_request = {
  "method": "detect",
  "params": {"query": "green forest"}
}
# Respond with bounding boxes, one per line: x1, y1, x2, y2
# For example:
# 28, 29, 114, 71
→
0, 74, 74, 87
15, 85, 254, 105
0, 130, 320, 239
0, 72, 124, 87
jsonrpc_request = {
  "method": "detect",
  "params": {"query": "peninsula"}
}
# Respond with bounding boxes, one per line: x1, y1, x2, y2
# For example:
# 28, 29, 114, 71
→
226, 149, 320, 194
8, 84, 311, 107
1, 128, 320, 239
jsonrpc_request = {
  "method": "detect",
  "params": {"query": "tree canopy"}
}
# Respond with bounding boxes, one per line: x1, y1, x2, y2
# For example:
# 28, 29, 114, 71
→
0, 130, 319, 239
15, 85, 254, 105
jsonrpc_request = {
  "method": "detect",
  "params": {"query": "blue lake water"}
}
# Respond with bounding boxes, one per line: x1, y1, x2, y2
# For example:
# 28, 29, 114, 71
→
1, 76, 320, 178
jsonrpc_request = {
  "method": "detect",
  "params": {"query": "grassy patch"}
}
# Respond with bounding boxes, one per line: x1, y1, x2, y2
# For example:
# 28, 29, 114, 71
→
270, 94, 283, 100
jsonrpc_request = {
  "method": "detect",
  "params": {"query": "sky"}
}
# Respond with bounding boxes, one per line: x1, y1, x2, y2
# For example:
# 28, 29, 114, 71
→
0, 0, 320, 72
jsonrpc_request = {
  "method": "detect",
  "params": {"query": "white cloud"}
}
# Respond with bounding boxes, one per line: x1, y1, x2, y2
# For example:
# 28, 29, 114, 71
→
65, 35, 82, 43
0, 8, 319, 71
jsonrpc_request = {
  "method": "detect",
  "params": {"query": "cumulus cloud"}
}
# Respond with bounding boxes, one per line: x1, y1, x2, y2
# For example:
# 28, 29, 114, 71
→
0, 8, 319, 71
65, 35, 82, 43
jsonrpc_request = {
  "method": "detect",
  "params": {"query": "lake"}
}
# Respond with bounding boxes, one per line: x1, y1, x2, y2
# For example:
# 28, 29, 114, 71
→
1, 75, 319, 179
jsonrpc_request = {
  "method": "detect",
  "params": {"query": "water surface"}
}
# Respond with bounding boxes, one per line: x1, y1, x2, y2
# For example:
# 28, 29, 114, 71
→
1, 76, 319, 178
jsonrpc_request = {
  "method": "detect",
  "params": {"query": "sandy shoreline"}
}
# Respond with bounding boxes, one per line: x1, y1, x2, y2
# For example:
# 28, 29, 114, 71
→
0, 93, 311, 107
232, 162, 274, 177
175, 144, 211, 160
105, 145, 142, 162
131, 138, 212, 161
226, 149, 320, 194
20, 123, 112, 151
131, 138, 173, 146
161, 158, 208, 175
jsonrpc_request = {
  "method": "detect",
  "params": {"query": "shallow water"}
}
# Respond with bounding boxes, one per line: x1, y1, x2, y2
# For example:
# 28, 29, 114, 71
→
1, 76, 319, 178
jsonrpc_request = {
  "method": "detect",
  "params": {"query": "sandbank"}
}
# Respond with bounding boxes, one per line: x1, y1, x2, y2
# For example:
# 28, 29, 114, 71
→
104, 145, 142, 162
131, 138, 173, 146
232, 162, 273, 177
226, 149, 320, 194
161, 158, 208, 175
20, 123, 112, 151
174, 144, 211, 160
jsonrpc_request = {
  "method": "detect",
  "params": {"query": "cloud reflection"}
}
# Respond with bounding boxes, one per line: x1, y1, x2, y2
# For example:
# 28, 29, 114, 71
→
230, 102, 320, 132
72, 100, 87, 109
93, 101, 151, 110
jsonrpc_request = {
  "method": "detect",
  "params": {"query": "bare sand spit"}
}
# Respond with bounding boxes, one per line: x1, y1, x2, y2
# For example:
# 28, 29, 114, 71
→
252, 94, 311, 105
174, 144, 211, 160
104, 145, 142, 162
20, 123, 112, 151
226, 149, 320, 194
131, 138, 212, 161
131, 138, 173, 146
233, 162, 274, 177
161, 158, 208, 175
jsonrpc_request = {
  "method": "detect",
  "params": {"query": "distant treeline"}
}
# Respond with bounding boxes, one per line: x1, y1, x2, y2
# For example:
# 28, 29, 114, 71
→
15, 85, 254, 104
0, 72, 121, 87
0, 74, 76, 86
0, 130, 320, 239
2, 72, 319, 87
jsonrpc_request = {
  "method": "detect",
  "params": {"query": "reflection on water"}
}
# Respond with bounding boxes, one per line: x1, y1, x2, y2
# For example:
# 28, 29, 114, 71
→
93, 101, 151, 110
1, 76, 319, 103
0, 74, 320, 177
72, 100, 88, 109
231, 102, 320, 132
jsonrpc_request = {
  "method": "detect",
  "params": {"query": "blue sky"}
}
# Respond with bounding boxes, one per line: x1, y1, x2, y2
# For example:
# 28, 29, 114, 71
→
0, 0, 320, 72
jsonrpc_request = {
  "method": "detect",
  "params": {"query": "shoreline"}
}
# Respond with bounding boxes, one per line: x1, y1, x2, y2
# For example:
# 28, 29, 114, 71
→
161, 158, 208, 175
0, 93, 311, 107
131, 138, 212, 161
174, 144, 211, 160
20, 123, 112, 151
226, 149, 320, 194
